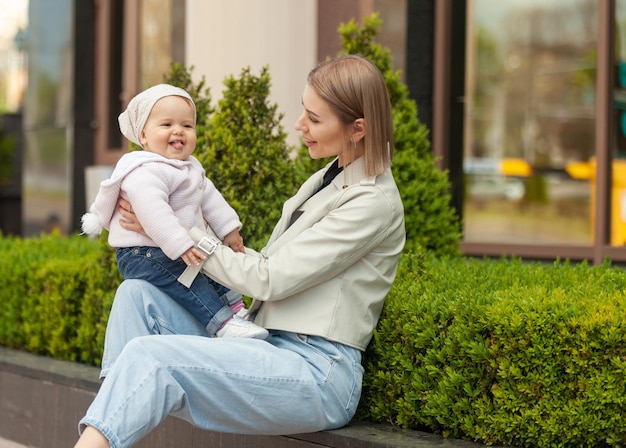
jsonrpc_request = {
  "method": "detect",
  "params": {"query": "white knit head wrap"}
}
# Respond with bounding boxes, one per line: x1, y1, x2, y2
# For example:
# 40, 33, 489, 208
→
118, 84, 196, 147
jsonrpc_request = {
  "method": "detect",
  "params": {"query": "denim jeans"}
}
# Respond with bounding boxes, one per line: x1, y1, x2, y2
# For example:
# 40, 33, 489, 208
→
79, 280, 364, 448
116, 246, 239, 335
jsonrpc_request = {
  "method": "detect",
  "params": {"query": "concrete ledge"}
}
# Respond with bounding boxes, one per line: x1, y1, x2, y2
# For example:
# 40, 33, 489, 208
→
0, 347, 487, 447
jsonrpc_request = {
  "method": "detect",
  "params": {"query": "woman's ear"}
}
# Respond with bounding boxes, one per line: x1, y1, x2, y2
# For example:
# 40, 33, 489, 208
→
352, 118, 366, 143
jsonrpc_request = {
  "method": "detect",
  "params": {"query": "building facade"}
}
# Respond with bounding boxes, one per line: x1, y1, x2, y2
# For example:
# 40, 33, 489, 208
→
2, 0, 625, 265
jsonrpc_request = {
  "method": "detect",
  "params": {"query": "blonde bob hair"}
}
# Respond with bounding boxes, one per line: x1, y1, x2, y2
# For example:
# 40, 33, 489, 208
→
307, 54, 394, 177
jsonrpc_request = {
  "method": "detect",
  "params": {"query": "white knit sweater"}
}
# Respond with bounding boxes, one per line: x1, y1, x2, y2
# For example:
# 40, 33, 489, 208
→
82, 151, 241, 260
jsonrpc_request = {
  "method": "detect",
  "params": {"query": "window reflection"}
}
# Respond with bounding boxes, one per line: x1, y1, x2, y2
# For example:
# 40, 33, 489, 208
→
22, 0, 73, 236
612, 1, 626, 246
140, 0, 185, 88
0, 0, 28, 112
464, 0, 596, 244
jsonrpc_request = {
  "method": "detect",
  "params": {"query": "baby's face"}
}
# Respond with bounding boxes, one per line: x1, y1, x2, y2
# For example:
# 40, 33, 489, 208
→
140, 96, 197, 161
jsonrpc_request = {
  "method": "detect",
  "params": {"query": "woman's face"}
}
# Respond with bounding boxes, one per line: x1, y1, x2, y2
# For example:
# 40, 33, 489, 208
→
295, 83, 351, 165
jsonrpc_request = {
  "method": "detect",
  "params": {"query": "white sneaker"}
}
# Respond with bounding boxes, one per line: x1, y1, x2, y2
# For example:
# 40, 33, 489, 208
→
216, 315, 268, 339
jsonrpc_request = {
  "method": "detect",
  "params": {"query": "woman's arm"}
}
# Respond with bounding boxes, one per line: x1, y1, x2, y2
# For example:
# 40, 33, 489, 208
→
193, 186, 402, 301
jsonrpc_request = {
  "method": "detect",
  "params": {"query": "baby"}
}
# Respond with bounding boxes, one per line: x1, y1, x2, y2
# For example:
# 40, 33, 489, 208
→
82, 84, 267, 339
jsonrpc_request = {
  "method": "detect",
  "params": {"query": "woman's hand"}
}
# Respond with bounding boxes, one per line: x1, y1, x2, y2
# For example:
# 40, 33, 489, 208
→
118, 198, 146, 235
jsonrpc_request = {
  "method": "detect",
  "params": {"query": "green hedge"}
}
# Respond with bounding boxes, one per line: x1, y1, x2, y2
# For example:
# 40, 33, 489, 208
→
1, 233, 625, 446
0, 232, 119, 365
361, 254, 626, 447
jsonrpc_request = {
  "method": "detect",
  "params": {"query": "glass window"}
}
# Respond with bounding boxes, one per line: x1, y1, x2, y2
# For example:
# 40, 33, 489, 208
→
0, 0, 28, 112
463, 0, 597, 245
139, 0, 185, 88
612, 1, 626, 246
22, 0, 73, 236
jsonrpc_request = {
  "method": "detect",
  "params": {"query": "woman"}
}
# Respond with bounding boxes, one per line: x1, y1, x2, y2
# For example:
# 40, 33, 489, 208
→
75, 54, 405, 448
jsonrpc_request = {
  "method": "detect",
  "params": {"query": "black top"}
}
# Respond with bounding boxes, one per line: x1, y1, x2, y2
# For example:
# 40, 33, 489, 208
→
311, 159, 344, 197
288, 160, 344, 228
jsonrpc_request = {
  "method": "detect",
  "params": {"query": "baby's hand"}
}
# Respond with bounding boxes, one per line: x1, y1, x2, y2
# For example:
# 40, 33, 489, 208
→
181, 246, 206, 266
223, 229, 245, 253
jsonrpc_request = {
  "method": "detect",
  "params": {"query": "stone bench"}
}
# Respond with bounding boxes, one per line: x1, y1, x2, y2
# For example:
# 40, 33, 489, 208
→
0, 347, 488, 447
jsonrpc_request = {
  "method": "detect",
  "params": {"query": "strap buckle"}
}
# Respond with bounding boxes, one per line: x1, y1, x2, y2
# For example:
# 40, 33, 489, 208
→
197, 236, 220, 256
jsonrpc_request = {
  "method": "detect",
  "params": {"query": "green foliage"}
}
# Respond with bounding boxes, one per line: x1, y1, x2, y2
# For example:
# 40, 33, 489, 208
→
200, 67, 299, 248
523, 175, 549, 204
2, 232, 626, 446
336, 14, 461, 257
360, 255, 626, 447
0, 232, 119, 365
0, 118, 15, 186
162, 63, 214, 152
162, 63, 298, 248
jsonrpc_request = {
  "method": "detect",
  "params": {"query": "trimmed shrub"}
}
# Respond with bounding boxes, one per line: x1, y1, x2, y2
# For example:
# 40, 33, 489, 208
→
360, 255, 626, 447
2, 234, 626, 446
336, 13, 462, 257
162, 64, 299, 249
198, 66, 299, 249
0, 232, 119, 365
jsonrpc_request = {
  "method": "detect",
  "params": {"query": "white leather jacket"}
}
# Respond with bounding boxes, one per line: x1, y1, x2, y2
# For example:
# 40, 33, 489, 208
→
190, 157, 405, 351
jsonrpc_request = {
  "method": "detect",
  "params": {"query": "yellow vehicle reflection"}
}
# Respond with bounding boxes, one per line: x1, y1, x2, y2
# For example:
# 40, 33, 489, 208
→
566, 158, 626, 245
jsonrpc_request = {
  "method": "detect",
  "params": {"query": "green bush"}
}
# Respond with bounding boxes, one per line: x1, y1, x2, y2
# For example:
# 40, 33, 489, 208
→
2, 232, 626, 447
199, 67, 299, 248
337, 14, 462, 257
162, 64, 299, 249
0, 117, 15, 186
0, 232, 119, 365
360, 255, 626, 447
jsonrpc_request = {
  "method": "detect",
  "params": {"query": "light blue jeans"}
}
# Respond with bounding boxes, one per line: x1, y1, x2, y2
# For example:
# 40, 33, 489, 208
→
79, 280, 364, 448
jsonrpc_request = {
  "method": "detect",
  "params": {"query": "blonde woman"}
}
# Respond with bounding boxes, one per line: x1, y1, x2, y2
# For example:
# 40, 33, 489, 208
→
75, 55, 405, 448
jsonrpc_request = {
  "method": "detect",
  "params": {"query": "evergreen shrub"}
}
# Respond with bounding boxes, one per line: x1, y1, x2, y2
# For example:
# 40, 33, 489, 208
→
1, 232, 626, 447
196, 67, 299, 248
0, 118, 15, 186
0, 232, 119, 365
337, 14, 462, 257
360, 255, 626, 447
